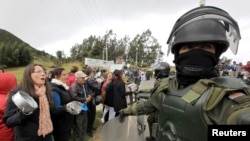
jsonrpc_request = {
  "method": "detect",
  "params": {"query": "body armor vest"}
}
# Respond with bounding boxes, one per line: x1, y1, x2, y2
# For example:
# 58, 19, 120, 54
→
157, 77, 250, 141
158, 79, 208, 141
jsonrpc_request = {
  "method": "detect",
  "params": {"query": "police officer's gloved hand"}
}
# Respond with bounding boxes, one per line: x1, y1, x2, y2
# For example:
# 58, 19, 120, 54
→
118, 109, 128, 123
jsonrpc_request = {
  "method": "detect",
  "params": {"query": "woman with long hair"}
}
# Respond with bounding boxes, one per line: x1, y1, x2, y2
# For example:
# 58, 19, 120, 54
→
113, 70, 134, 116
100, 72, 115, 123
3, 64, 53, 141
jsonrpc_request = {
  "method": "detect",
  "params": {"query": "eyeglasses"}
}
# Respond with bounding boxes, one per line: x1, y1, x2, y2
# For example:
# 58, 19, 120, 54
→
33, 70, 47, 74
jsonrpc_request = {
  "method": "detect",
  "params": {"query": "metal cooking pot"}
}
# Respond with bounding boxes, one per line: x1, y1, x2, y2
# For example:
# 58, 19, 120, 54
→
94, 95, 102, 105
12, 90, 38, 115
96, 76, 105, 83
127, 83, 138, 92
66, 101, 82, 115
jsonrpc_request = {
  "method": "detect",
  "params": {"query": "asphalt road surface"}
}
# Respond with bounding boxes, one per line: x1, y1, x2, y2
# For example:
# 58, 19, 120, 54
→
101, 78, 156, 141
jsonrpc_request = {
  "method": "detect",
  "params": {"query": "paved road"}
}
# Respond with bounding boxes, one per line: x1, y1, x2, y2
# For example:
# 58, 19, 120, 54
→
101, 78, 156, 141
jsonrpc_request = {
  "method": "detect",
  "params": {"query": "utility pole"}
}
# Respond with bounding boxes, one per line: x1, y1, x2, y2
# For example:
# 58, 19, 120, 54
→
104, 29, 109, 61
200, 0, 206, 6
102, 48, 105, 60
106, 43, 108, 61
135, 47, 138, 66
125, 43, 131, 63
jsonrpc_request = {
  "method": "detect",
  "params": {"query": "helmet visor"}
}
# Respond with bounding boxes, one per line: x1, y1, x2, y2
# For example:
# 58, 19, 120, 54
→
167, 14, 241, 55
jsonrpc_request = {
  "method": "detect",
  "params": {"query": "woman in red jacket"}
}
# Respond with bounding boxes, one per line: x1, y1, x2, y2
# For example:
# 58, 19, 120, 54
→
242, 61, 250, 73
0, 73, 17, 141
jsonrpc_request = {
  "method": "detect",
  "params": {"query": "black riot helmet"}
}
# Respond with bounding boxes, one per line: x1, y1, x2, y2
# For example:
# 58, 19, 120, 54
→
153, 62, 170, 79
166, 6, 241, 86
167, 6, 241, 57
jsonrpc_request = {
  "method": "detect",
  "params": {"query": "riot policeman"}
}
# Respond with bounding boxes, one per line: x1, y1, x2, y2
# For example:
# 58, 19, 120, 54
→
145, 62, 171, 141
118, 6, 250, 141
153, 62, 170, 79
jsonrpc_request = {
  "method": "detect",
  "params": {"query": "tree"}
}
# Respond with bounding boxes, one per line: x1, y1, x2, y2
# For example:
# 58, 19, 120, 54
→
56, 51, 63, 60
0, 42, 32, 67
127, 29, 163, 67
19, 46, 33, 66
69, 29, 163, 67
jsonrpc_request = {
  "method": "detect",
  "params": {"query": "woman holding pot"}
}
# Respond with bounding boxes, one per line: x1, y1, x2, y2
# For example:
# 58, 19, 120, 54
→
50, 67, 76, 141
3, 64, 54, 141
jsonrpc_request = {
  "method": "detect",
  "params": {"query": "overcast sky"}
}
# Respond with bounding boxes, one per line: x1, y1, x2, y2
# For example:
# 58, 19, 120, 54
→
1, 0, 250, 65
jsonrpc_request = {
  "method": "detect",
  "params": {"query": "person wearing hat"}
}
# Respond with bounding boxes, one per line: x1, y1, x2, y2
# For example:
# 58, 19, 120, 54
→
145, 61, 171, 141
69, 71, 92, 141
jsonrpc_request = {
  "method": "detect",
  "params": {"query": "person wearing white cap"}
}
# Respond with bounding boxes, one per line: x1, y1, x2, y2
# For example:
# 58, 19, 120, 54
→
69, 71, 92, 141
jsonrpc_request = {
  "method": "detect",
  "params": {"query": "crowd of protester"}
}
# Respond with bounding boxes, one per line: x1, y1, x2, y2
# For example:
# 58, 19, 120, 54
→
217, 61, 250, 85
0, 64, 138, 141
1, 59, 250, 141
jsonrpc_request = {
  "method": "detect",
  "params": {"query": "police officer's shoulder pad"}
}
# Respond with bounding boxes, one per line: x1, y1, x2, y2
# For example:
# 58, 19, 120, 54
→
211, 77, 248, 89
153, 77, 170, 94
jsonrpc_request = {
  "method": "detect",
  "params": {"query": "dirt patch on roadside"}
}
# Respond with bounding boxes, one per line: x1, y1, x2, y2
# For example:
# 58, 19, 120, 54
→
89, 105, 103, 141
89, 122, 103, 141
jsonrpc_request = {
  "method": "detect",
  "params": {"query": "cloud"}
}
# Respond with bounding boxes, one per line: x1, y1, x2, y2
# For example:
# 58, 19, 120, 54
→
1, 0, 250, 65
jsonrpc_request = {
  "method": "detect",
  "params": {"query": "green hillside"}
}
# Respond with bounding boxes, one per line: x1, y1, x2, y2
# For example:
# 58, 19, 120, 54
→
0, 29, 52, 57
0, 28, 55, 68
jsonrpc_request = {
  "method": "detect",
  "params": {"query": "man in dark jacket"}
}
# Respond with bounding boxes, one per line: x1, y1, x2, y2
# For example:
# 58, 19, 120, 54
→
69, 71, 92, 141
85, 67, 102, 137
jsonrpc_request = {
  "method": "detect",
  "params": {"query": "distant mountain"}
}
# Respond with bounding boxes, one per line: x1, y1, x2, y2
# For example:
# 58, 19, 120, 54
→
0, 28, 52, 57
